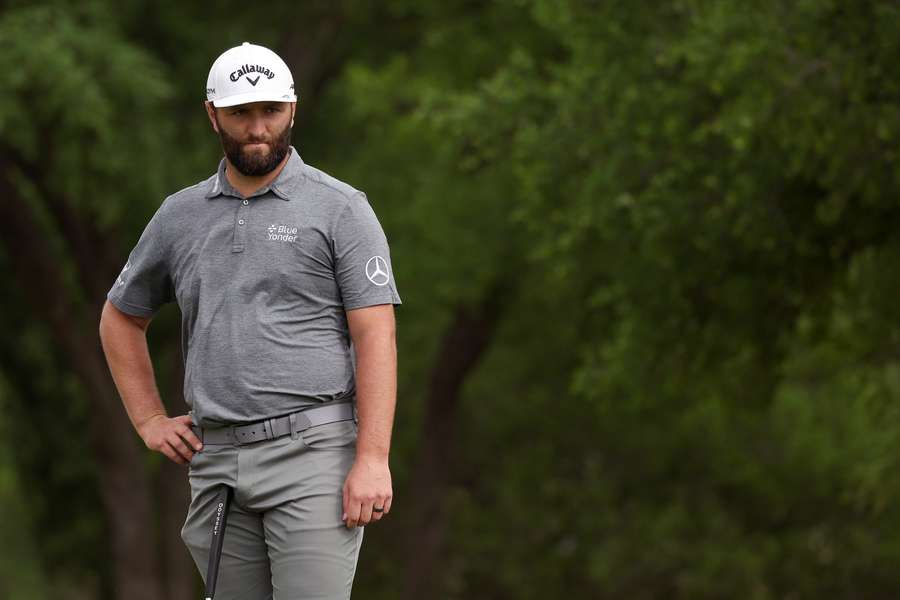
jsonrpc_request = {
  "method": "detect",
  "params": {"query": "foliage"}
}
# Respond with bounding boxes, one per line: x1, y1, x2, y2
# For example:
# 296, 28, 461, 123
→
1, 0, 898, 598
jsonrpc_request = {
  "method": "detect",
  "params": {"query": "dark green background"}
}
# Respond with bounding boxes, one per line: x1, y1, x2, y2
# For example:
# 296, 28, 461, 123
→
1, 0, 899, 598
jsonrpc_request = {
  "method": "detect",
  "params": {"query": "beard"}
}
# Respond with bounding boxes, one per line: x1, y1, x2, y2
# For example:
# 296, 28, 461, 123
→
216, 116, 292, 176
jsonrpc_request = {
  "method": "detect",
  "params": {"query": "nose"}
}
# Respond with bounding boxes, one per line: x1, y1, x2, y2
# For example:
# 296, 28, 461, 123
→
246, 114, 267, 140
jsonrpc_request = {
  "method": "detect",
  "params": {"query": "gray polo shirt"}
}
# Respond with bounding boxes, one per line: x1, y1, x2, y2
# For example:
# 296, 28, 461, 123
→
107, 147, 402, 427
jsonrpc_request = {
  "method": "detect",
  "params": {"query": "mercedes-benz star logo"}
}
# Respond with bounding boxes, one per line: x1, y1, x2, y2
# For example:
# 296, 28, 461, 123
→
365, 256, 390, 286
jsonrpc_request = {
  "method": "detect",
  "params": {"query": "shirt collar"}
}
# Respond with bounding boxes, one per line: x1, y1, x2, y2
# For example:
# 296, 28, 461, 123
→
205, 146, 306, 201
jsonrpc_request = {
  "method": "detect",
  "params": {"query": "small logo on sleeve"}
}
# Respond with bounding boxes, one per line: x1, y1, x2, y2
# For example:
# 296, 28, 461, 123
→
267, 224, 298, 243
365, 256, 390, 286
116, 261, 132, 286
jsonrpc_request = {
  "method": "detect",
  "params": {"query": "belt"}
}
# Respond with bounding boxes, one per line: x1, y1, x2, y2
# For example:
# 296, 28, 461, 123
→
190, 402, 355, 446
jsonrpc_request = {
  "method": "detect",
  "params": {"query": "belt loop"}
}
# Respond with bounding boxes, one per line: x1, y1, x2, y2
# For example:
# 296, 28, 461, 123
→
289, 413, 300, 440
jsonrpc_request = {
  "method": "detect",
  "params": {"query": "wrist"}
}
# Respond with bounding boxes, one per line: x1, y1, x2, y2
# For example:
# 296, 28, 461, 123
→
136, 412, 166, 436
355, 449, 390, 465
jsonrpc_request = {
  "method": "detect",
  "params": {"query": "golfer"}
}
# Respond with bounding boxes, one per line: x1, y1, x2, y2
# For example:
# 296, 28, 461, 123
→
99, 42, 401, 598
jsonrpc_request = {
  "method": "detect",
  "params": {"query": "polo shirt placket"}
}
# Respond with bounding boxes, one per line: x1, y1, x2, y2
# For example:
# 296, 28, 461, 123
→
231, 198, 248, 253
216, 177, 269, 254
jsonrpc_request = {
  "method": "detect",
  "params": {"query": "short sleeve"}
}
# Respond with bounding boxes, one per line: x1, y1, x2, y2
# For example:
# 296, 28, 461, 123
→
332, 193, 402, 310
106, 203, 175, 317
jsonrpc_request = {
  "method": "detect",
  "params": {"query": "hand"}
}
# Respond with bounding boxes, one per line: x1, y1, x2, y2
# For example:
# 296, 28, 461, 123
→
342, 456, 392, 528
137, 414, 203, 465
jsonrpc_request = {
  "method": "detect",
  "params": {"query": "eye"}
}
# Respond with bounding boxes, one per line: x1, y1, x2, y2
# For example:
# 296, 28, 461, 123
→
231, 109, 245, 116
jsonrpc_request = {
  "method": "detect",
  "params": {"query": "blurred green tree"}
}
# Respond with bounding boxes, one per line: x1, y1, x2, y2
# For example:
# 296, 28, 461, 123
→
2, 0, 899, 598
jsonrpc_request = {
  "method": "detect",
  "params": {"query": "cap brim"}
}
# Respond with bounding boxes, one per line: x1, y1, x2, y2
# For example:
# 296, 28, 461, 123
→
211, 91, 297, 107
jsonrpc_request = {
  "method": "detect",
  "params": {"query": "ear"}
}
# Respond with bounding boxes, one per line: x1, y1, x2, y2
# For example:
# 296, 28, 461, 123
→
204, 101, 219, 133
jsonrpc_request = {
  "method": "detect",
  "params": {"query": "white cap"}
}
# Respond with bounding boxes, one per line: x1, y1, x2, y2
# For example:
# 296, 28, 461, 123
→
206, 42, 297, 107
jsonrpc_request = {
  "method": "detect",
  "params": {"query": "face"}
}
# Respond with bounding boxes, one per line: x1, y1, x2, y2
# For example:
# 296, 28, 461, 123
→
207, 101, 295, 176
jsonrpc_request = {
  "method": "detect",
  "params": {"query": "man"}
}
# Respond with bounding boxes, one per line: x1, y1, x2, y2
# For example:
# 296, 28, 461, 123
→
98, 42, 401, 599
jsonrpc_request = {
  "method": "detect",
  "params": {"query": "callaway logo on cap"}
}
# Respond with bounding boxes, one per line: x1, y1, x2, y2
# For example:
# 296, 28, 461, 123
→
206, 42, 297, 107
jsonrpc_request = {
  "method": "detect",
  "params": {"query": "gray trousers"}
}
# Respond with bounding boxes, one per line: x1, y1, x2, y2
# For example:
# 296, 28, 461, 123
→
181, 419, 364, 599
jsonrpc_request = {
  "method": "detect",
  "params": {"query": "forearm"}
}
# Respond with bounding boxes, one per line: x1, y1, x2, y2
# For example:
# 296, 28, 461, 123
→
353, 331, 397, 462
99, 302, 168, 434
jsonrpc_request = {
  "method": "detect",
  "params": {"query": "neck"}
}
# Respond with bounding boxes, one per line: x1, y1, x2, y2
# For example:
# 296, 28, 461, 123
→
224, 151, 291, 198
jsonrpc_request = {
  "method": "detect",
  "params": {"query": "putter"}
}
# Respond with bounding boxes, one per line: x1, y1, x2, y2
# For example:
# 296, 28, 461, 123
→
204, 484, 233, 600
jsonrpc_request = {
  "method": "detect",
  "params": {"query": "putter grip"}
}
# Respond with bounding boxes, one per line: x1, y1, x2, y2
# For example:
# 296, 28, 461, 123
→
204, 485, 233, 600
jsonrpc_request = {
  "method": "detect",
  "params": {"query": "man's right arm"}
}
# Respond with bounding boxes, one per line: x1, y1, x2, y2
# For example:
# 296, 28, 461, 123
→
98, 300, 202, 464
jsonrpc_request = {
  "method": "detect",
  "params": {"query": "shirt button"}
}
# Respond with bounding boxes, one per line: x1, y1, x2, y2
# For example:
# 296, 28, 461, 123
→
242, 200, 248, 205
238, 219, 245, 225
